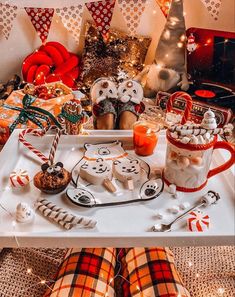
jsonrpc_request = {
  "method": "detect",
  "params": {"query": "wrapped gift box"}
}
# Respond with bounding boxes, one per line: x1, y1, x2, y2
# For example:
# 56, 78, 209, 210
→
0, 82, 73, 144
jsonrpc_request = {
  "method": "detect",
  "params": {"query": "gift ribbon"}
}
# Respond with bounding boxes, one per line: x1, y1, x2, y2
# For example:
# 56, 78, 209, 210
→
3, 94, 62, 133
60, 107, 85, 124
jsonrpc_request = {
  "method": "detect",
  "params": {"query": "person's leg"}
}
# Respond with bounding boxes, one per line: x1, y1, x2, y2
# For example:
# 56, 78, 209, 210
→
44, 248, 116, 297
118, 247, 190, 297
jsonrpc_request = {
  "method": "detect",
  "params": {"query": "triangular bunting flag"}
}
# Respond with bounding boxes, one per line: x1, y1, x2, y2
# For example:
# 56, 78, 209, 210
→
200, 0, 221, 20
155, 0, 171, 17
118, 0, 147, 35
0, 3, 18, 40
86, 0, 115, 38
25, 8, 54, 43
56, 5, 84, 44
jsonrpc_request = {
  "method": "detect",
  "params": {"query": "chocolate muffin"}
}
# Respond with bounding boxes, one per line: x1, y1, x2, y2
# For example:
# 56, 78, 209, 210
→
34, 162, 71, 194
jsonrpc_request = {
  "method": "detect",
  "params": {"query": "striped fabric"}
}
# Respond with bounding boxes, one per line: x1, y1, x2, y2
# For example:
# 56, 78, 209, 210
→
45, 247, 190, 297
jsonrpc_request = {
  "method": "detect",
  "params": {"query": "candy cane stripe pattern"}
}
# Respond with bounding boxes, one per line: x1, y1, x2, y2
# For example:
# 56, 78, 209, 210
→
19, 128, 49, 163
10, 170, 30, 188
166, 91, 193, 125
187, 210, 210, 232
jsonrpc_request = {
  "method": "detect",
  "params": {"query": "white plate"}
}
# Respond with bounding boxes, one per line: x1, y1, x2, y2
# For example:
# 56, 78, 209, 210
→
0, 129, 234, 247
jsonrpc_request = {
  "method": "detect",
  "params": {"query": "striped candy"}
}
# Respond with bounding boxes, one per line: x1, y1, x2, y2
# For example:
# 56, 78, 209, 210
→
10, 169, 30, 188
187, 210, 210, 232
166, 91, 193, 125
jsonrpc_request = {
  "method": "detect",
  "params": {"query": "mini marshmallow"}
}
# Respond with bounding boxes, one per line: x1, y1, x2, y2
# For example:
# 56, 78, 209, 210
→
169, 184, 176, 195
172, 192, 179, 199
155, 211, 164, 219
171, 132, 179, 139
180, 202, 190, 210
198, 135, 205, 144
190, 135, 199, 144
152, 224, 162, 232
181, 137, 191, 144
169, 205, 180, 214
204, 132, 211, 143
202, 191, 219, 206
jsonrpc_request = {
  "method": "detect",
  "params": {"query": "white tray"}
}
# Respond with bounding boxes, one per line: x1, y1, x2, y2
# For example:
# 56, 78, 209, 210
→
0, 130, 234, 248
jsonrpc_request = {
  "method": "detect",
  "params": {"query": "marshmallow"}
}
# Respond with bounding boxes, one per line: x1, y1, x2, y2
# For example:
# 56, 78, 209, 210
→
202, 191, 220, 206
179, 202, 190, 210
155, 211, 164, 219
152, 224, 162, 232
181, 137, 191, 144
16, 203, 34, 223
198, 135, 205, 144
171, 132, 179, 139
190, 135, 199, 144
169, 184, 176, 194
169, 205, 180, 214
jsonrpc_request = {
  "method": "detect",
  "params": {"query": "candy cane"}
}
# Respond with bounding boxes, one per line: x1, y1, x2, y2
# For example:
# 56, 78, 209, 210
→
19, 128, 49, 163
19, 126, 63, 164
48, 128, 63, 164
166, 91, 193, 125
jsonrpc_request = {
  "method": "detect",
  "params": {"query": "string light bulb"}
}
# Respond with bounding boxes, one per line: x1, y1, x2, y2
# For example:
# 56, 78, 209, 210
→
40, 280, 46, 285
27, 268, 32, 274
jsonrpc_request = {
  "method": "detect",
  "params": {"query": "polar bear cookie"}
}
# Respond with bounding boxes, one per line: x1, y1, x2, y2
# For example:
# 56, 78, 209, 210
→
80, 158, 112, 185
80, 158, 116, 192
113, 158, 141, 190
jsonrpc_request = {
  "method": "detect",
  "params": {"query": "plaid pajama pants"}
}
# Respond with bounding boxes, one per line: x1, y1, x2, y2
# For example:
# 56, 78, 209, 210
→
45, 248, 190, 297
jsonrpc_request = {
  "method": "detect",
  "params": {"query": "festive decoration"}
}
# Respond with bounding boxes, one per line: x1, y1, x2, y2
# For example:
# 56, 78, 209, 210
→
22, 41, 80, 88
15, 202, 34, 223
155, 0, 171, 17
187, 33, 197, 53
56, 5, 84, 44
19, 127, 71, 194
117, 0, 147, 35
166, 91, 193, 125
10, 169, 30, 188
35, 198, 97, 229
187, 210, 210, 232
201, 109, 217, 129
61, 99, 89, 135
200, 0, 221, 20
86, 0, 115, 39
136, 0, 189, 97
81, 22, 151, 89
25, 8, 54, 43
0, 3, 18, 39
164, 111, 235, 192
117, 79, 145, 129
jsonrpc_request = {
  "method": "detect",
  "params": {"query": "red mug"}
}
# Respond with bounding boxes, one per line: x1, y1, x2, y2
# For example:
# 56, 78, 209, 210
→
163, 131, 235, 192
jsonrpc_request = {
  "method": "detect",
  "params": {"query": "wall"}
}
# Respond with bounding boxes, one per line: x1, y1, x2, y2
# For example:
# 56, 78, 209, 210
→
0, 0, 234, 81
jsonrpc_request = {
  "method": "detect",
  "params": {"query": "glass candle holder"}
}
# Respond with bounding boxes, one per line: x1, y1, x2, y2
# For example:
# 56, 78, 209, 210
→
133, 121, 160, 156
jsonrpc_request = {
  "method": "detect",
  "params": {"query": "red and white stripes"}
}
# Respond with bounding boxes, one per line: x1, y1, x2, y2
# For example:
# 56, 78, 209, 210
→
19, 126, 63, 165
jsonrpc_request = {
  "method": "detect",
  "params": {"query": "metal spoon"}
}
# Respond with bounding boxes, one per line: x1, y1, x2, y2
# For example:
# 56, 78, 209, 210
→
152, 191, 220, 232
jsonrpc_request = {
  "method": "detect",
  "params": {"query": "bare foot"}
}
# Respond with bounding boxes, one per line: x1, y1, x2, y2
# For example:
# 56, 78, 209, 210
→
119, 111, 137, 130
96, 113, 115, 130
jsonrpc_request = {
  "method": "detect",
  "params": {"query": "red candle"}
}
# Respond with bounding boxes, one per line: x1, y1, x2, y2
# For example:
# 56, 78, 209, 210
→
133, 122, 159, 156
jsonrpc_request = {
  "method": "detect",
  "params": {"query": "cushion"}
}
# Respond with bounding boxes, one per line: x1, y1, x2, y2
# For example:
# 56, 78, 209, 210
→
80, 22, 151, 89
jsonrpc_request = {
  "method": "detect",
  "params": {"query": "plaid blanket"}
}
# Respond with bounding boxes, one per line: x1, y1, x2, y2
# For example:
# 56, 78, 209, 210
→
45, 248, 190, 297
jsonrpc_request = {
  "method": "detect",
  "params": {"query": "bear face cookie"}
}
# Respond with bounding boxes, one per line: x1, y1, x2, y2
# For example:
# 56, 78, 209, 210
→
113, 158, 141, 190
80, 158, 116, 192
118, 80, 143, 104
90, 78, 118, 104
